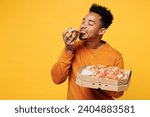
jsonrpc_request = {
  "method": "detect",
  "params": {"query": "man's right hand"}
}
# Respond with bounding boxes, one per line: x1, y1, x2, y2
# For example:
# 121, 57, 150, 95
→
62, 28, 79, 54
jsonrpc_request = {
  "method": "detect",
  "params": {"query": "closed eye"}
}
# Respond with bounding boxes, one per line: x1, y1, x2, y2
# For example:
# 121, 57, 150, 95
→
88, 20, 95, 26
88, 21, 94, 26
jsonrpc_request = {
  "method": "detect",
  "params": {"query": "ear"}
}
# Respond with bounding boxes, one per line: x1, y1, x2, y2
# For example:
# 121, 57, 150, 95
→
98, 28, 106, 35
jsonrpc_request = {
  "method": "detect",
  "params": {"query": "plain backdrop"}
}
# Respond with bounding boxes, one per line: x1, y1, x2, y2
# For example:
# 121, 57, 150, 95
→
0, 0, 150, 99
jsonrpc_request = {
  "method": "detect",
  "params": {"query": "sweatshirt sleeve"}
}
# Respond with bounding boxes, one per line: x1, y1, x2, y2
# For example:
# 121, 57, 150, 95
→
114, 54, 124, 69
51, 48, 74, 84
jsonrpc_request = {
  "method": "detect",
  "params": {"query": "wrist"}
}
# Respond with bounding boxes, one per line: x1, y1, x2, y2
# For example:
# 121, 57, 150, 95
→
65, 48, 74, 54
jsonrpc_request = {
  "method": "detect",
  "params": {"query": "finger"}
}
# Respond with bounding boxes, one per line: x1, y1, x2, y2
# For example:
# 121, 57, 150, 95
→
66, 32, 72, 39
70, 32, 78, 42
62, 27, 72, 36
66, 34, 77, 45
66, 40, 76, 46
62, 30, 68, 37
63, 32, 73, 44
63, 27, 79, 43
68, 28, 77, 33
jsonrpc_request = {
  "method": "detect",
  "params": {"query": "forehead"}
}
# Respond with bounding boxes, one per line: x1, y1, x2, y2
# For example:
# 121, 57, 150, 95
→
83, 12, 101, 21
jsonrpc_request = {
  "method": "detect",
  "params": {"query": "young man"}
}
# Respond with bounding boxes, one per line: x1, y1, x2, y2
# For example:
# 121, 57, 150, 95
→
51, 4, 124, 100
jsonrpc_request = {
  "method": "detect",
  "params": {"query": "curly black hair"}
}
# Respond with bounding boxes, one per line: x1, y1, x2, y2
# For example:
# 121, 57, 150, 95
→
89, 3, 113, 29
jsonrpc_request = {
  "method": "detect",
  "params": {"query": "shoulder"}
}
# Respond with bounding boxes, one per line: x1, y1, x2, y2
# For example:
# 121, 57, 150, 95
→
104, 42, 124, 68
104, 42, 122, 57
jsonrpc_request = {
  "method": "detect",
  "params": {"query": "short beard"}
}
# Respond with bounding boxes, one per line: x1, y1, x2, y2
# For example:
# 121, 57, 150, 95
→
79, 35, 87, 40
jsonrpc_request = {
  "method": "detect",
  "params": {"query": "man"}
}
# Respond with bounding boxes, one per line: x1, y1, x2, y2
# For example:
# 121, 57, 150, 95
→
51, 3, 124, 100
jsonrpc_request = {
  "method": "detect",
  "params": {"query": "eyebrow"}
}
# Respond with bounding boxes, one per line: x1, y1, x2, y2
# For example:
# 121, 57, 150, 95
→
82, 18, 96, 24
88, 19, 95, 24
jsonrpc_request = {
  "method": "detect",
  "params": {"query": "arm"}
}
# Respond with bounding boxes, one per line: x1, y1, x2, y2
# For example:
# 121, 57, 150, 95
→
51, 28, 79, 84
102, 55, 124, 98
102, 90, 124, 98
51, 48, 74, 84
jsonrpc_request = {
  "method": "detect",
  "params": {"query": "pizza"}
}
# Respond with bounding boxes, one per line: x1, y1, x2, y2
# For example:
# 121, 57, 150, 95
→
86, 65, 127, 80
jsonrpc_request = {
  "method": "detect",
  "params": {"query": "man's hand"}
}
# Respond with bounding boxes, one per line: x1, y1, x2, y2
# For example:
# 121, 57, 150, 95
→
62, 28, 79, 54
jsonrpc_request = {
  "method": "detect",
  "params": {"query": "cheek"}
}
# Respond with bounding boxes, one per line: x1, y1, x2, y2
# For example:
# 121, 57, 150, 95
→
89, 28, 99, 36
86, 25, 100, 37
88, 27, 94, 33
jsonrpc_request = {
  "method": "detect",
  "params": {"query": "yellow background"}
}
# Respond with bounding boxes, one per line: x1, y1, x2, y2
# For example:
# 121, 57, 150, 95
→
0, 0, 150, 100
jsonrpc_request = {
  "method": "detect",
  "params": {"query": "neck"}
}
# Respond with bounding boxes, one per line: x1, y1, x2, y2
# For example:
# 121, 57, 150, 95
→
85, 38, 104, 49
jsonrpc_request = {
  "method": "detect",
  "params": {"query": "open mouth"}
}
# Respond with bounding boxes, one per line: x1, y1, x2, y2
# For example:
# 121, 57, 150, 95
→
79, 30, 87, 34
79, 30, 87, 40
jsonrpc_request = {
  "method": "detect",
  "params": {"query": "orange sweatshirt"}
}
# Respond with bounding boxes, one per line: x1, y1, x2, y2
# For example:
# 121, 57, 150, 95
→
51, 41, 124, 100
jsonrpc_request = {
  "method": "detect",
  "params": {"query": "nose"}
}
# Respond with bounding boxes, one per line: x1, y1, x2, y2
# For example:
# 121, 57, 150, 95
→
80, 22, 87, 29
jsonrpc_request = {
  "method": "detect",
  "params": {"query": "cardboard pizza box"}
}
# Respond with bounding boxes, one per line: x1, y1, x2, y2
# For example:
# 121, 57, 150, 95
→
76, 77, 131, 92
76, 66, 132, 92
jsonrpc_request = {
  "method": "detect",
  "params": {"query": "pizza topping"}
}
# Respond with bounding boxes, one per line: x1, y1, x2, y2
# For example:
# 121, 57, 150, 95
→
86, 65, 126, 80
